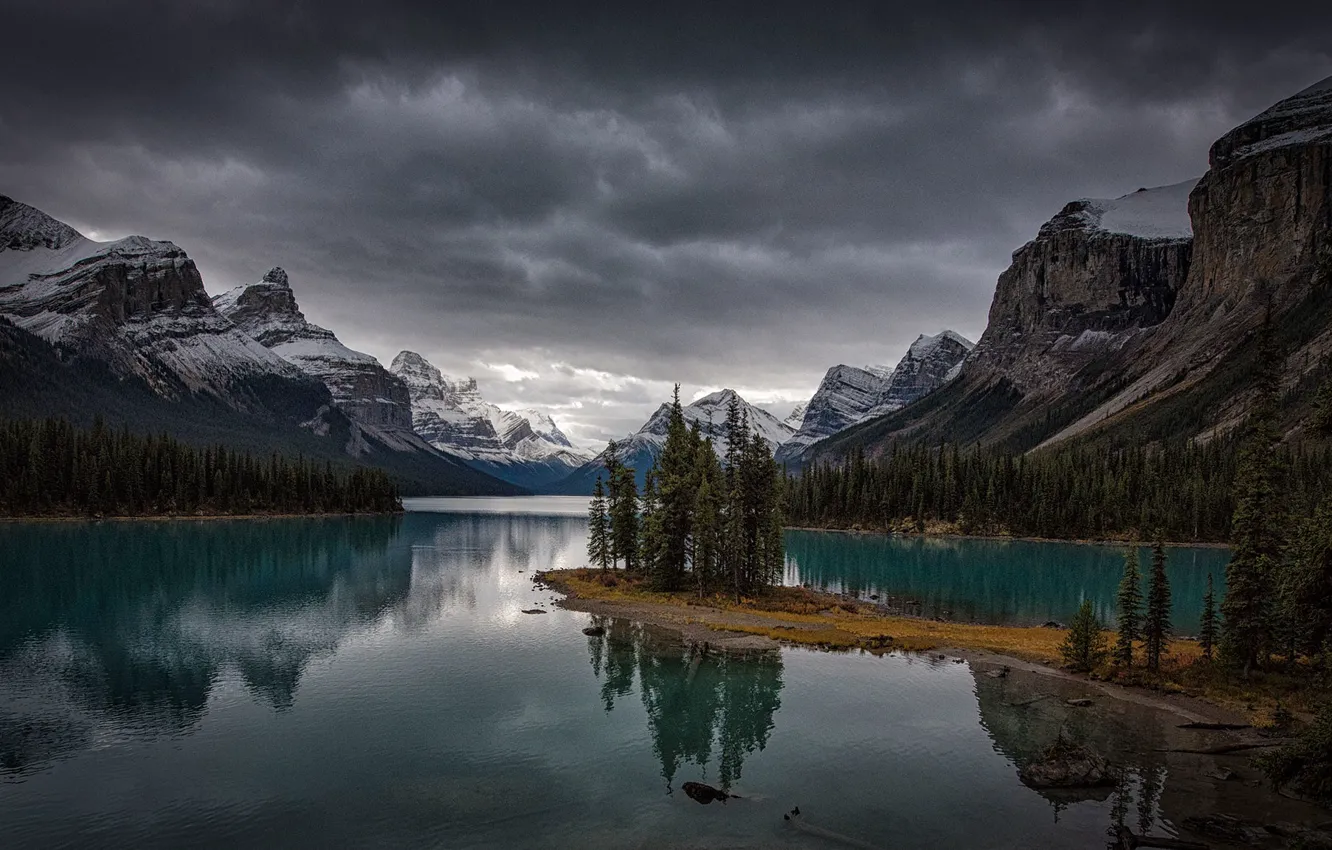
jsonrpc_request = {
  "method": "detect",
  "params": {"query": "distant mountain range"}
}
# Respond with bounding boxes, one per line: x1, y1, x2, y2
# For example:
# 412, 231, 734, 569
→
390, 351, 592, 489
11, 75, 1321, 493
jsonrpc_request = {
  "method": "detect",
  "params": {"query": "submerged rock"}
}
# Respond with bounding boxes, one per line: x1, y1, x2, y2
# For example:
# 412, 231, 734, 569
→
582, 626, 606, 636
520, 608, 547, 615
1019, 736, 1115, 789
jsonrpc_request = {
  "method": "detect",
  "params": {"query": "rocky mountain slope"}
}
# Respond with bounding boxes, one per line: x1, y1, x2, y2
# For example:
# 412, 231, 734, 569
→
783, 402, 808, 430
553, 388, 794, 494
0, 195, 518, 496
811, 75, 1332, 462
391, 351, 590, 488
0, 196, 324, 413
777, 331, 972, 462
214, 268, 413, 429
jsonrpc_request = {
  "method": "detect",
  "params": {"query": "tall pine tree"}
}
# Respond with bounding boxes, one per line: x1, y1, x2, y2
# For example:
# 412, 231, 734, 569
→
588, 476, 611, 569
1144, 539, 1173, 673
1114, 548, 1143, 667
1199, 573, 1219, 661
1222, 317, 1283, 675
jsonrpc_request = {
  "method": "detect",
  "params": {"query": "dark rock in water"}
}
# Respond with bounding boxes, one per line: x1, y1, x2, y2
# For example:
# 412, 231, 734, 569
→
869, 594, 879, 600
1019, 737, 1115, 789
520, 608, 547, 615
582, 626, 606, 636
681, 781, 733, 805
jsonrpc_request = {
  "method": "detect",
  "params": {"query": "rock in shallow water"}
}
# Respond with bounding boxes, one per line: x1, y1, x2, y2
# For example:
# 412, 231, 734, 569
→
1019, 737, 1115, 789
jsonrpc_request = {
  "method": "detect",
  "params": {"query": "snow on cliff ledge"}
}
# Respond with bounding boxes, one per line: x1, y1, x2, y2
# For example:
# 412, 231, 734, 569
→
1061, 179, 1198, 241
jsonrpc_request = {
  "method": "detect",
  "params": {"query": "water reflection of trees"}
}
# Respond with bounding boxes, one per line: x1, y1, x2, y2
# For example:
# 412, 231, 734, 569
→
971, 666, 1172, 838
0, 516, 406, 777
585, 616, 783, 792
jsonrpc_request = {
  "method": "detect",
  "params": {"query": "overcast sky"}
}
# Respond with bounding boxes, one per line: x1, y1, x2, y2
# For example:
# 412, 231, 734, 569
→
1, 2, 1328, 446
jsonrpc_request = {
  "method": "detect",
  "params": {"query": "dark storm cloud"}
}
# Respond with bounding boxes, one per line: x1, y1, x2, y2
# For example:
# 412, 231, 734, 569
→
2, 1, 1329, 443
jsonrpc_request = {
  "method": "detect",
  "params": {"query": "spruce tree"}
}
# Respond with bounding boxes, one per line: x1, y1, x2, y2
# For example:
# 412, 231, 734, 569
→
602, 440, 623, 567
1144, 539, 1173, 673
1114, 548, 1143, 667
610, 462, 640, 572
1222, 319, 1283, 675
588, 476, 611, 569
1199, 573, 1219, 661
1061, 600, 1107, 673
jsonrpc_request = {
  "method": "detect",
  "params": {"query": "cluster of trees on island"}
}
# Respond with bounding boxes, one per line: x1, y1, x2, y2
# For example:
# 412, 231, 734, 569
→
0, 417, 402, 516
587, 389, 786, 599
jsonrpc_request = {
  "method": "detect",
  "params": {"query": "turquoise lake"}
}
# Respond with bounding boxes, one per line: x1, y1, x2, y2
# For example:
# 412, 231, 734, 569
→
0, 498, 1263, 848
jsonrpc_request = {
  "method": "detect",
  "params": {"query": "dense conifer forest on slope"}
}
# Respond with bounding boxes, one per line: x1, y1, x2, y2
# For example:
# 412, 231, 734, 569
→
0, 418, 402, 517
786, 435, 1332, 543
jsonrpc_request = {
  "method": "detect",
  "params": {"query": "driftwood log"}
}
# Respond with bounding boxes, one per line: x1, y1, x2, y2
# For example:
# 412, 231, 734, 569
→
1176, 722, 1251, 731
1113, 824, 1210, 849
1156, 741, 1286, 755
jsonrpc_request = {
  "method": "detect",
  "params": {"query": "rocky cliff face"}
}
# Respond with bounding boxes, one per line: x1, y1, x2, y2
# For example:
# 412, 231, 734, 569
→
967, 180, 1196, 396
214, 268, 413, 429
778, 331, 972, 462
1047, 76, 1332, 444
391, 350, 589, 487
0, 198, 327, 415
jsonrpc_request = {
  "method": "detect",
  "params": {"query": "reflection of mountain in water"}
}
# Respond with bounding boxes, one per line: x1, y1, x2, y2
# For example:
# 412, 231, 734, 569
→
0, 517, 406, 777
586, 617, 782, 792
397, 513, 584, 629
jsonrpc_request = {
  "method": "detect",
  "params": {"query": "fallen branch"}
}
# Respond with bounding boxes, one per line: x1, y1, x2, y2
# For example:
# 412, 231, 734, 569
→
1114, 824, 1210, 850
1005, 693, 1055, 708
1176, 722, 1251, 731
1155, 741, 1286, 755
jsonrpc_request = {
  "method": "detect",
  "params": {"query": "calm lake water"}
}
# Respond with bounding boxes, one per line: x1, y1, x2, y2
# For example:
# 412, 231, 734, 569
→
0, 498, 1242, 848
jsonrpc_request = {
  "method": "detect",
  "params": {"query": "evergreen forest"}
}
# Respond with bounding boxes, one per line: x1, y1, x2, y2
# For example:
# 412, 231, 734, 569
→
0, 417, 402, 517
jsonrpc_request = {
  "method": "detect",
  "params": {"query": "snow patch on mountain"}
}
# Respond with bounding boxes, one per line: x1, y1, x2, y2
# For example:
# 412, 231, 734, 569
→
1049, 180, 1198, 242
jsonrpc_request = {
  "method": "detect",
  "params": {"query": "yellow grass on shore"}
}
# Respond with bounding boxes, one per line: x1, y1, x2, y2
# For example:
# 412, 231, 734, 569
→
542, 567, 1205, 664
539, 568, 1332, 720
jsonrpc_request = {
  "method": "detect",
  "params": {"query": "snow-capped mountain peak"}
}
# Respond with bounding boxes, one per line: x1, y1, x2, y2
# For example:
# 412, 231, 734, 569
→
390, 350, 589, 487
214, 268, 410, 428
777, 330, 973, 462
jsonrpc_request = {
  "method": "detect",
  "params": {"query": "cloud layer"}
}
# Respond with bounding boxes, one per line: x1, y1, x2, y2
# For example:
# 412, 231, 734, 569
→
2, 1, 1328, 444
